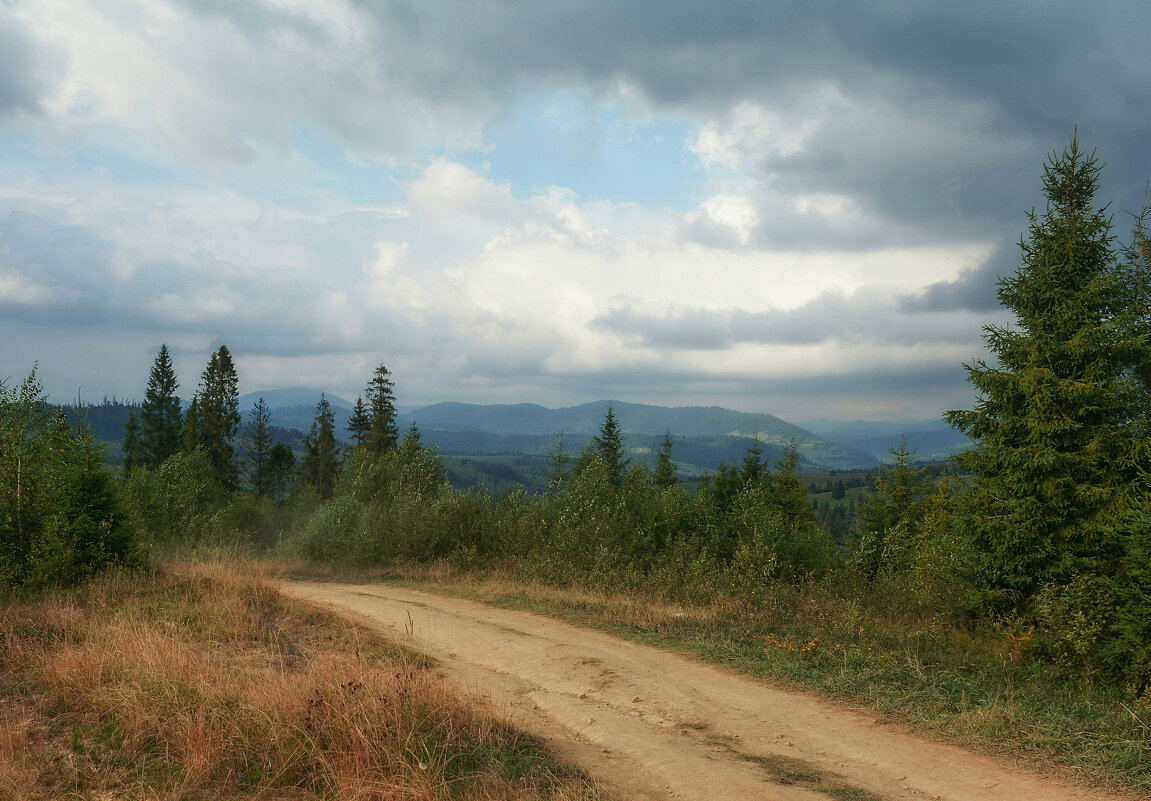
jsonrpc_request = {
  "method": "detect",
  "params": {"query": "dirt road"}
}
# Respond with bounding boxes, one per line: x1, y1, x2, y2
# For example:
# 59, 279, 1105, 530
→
277, 580, 1125, 801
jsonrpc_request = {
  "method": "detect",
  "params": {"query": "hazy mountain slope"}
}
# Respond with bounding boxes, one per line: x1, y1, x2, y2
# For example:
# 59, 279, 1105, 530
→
801, 418, 970, 462
237, 389, 355, 434
401, 400, 878, 470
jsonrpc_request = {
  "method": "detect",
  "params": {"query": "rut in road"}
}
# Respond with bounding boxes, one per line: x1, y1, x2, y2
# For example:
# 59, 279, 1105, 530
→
277, 580, 1126, 801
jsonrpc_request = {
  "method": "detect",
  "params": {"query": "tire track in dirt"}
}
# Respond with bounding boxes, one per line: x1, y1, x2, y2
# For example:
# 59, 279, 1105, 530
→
277, 581, 1128, 801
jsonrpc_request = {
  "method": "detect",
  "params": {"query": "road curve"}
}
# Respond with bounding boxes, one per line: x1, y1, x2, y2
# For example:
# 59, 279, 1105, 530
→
276, 580, 1127, 801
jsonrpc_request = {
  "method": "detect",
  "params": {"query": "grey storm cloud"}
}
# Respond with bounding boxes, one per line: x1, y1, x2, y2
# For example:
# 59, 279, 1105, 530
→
900, 244, 1011, 313
0, 15, 51, 118
375, 1, 1146, 249
163, 2, 1150, 150
123, 1, 1151, 252
592, 290, 984, 351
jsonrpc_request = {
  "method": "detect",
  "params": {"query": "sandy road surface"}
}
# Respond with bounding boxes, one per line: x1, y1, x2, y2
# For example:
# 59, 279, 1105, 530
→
277, 581, 1126, 801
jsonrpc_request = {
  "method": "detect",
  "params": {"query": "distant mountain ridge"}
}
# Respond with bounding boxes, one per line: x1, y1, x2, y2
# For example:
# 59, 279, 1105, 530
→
405, 400, 814, 438
799, 418, 970, 462
236, 394, 880, 469
238, 388, 353, 411
237, 389, 355, 433
398, 400, 878, 470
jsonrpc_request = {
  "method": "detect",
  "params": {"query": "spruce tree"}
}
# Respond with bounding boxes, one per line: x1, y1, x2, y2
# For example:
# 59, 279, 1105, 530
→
138, 344, 182, 467
1123, 205, 1151, 402
854, 438, 926, 579
300, 395, 340, 500
771, 442, 815, 530
243, 397, 274, 497
182, 394, 202, 453
122, 412, 145, 473
739, 439, 767, 487
946, 135, 1143, 600
545, 433, 572, 492
365, 364, 398, 453
592, 404, 629, 487
184, 346, 242, 492
653, 428, 678, 489
347, 396, 372, 448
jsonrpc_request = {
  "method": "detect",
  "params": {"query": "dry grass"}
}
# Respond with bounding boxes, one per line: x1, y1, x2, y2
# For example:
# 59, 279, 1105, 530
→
0, 560, 608, 800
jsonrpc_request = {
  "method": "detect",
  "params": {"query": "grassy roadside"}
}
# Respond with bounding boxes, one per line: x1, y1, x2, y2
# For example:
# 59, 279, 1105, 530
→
272, 559, 1151, 798
0, 560, 609, 801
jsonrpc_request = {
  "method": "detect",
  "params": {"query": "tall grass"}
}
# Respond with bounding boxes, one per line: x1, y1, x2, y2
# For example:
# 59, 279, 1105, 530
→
0, 560, 607, 800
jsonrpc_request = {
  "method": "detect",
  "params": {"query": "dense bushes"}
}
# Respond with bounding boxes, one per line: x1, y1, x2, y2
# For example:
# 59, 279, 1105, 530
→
275, 438, 848, 602
0, 370, 137, 591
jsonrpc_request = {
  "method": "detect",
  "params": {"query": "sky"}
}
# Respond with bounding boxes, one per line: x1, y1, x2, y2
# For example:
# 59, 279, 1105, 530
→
2, 1, 1150, 423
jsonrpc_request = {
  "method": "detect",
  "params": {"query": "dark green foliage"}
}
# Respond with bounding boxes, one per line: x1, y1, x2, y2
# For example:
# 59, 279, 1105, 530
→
346, 395, 372, 448
1113, 504, 1151, 692
182, 394, 201, 452
653, 429, 678, 489
727, 487, 839, 588
771, 443, 816, 530
740, 439, 767, 487
1119, 205, 1151, 400
137, 344, 183, 468
854, 438, 928, 580
0, 369, 136, 590
265, 443, 296, 502
295, 438, 453, 565
591, 405, 629, 487
122, 412, 144, 473
941, 136, 1151, 690
42, 432, 136, 583
365, 364, 399, 453
243, 398, 275, 498
946, 136, 1142, 599
299, 395, 341, 500
183, 346, 242, 492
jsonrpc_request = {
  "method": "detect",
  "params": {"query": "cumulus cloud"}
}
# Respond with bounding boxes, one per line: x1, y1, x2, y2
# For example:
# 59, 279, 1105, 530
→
676, 195, 760, 249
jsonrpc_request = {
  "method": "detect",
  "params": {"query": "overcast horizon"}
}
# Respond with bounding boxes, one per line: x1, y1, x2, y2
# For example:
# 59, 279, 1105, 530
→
3, 1, 1150, 422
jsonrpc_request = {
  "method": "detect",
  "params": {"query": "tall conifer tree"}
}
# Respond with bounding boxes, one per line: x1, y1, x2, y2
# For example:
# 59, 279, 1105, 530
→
653, 428, 678, 489
592, 404, 629, 487
139, 344, 183, 467
347, 396, 372, 448
946, 135, 1143, 599
243, 397, 274, 497
365, 364, 398, 453
300, 395, 340, 499
184, 346, 241, 492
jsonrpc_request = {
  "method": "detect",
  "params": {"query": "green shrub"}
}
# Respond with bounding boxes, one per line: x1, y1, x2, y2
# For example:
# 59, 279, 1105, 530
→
0, 370, 137, 591
120, 449, 224, 548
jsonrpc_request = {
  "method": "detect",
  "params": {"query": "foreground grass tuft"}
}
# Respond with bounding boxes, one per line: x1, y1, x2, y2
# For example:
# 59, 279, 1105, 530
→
0, 560, 608, 800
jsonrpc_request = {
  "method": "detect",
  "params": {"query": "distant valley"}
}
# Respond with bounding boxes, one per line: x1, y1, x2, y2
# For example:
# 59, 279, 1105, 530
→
64, 389, 968, 491
233, 391, 967, 471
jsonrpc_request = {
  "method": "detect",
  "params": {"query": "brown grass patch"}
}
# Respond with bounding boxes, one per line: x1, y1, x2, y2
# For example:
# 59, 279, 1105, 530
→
0, 561, 608, 800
